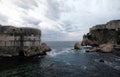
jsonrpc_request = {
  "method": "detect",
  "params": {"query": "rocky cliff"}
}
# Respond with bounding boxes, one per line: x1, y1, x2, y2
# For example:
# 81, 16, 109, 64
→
81, 20, 120, 46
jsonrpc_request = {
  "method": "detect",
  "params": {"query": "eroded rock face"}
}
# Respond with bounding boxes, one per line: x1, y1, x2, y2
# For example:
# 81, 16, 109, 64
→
74, 42, 81, 50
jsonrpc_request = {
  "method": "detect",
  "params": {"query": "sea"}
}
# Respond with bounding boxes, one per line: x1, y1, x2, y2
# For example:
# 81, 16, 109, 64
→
0, 41, 120, 77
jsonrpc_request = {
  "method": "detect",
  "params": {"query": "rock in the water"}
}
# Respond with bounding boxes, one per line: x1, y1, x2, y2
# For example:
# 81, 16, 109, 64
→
86, 49, 90, 53
99, 44, 113, 53
41, 43, 52, 52
99, 59, 104, 62
74, 42, 81, 50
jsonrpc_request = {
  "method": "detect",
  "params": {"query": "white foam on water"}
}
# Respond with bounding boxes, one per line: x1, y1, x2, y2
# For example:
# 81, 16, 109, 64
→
66, 62, 71, 65
94, 58, 120, 71
104, 61, 120, 70
46, 48, 73, 57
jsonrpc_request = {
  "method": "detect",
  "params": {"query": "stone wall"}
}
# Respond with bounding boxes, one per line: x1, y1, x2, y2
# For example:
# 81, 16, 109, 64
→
0, 25, 43, 57
90, 20, 120, 31
90, 24, 106, 31
0, 25, 41, 47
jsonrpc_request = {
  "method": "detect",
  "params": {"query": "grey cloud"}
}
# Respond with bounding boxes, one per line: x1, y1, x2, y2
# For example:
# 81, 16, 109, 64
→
41, 29, 66, 41
60, 20, 81, 32
14, 0, 38, 10
22, 17, 41, 26
0, 13, 8, 24
0, 0, 120, 41
45, 0, 61, 20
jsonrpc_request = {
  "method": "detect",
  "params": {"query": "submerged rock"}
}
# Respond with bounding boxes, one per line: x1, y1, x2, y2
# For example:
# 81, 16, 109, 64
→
86, 49, 90, 53
74, 42, 81, 50
99, 59, 104, 63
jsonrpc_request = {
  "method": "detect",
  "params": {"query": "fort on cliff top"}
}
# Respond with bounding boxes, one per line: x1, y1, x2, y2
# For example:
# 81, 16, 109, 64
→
90, 20, 120, 31
0, 25, 43, 57
82, 20, 120, 46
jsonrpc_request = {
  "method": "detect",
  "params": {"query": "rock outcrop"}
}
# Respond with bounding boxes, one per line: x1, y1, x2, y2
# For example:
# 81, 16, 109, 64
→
74, 42, 81, 50
41, 43, 51, 53
81, 34, 98, 46
81, 20, 120, 46
91, 44, 114, 53
99, 44, 114, 52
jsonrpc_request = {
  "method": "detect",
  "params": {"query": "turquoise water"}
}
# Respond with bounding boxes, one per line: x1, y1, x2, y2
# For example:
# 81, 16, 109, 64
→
0, 41, 120, 77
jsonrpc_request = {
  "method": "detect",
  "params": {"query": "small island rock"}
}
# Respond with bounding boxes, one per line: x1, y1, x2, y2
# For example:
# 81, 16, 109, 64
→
41, 43, 52, 52
74, 42, 81, 50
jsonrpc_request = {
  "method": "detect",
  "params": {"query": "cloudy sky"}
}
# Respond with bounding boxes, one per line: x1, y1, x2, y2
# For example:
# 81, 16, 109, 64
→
0, 0, 120, 41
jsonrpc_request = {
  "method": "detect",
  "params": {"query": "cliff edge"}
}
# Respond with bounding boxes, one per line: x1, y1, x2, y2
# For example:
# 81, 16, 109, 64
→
81, 20, 120, 46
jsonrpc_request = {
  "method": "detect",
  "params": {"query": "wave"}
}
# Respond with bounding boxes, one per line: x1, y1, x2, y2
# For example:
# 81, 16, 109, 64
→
105, 61, 120, 70
46, 48, 73, 57
94, 56, 120, 71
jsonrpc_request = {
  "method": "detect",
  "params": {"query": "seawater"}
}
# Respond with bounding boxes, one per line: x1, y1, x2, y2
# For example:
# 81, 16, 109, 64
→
0, 41, 120, 77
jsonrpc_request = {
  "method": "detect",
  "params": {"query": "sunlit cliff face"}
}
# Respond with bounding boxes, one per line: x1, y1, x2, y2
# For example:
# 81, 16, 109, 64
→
0, 0, 120, 41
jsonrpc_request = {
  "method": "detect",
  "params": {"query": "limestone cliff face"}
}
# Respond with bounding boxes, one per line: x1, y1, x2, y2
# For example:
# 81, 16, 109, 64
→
81, 20, 120, 46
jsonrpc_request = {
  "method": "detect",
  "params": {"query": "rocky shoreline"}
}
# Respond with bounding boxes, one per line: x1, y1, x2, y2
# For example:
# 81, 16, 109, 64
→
75, 20, 120, 54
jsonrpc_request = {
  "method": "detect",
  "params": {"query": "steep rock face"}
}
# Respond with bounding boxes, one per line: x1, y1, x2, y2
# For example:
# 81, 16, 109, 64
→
81, 20, 120, 46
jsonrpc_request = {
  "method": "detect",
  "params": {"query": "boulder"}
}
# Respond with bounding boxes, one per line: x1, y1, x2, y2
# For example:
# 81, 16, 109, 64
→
86, 49, 90, 53
99, 59, 104, 63
99, 44, 113, 53
74, 42, 81, 50
90, 44, 114, 53
41, 43, 51, 52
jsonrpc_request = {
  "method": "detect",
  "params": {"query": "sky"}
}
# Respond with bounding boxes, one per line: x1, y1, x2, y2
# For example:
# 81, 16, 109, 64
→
0, 0, 120, 41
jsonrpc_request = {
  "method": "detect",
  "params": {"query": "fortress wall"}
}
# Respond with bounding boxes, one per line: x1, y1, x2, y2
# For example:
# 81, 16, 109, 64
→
0, 25, 41, 47
90, 20, 120, 31
90, 24, 106, 31
106, 21, 120, 29
0, 25, 47, 57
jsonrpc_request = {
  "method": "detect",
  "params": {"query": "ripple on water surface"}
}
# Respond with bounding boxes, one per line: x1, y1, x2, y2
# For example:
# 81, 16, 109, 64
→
0, 41, 120, 77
